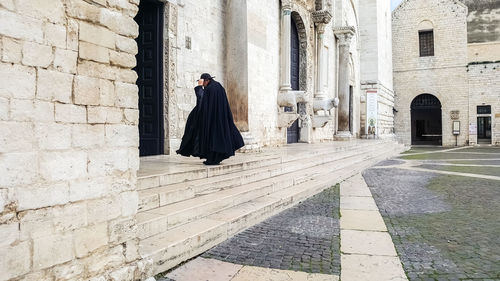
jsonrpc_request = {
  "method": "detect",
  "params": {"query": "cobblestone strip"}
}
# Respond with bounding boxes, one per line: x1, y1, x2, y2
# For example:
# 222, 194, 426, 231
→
339, 174, 408, 281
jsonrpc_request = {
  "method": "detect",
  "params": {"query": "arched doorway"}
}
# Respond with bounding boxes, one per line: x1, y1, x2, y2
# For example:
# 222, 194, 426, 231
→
286, 15, 300, 143
134, 0, 165, 156
411, 94, 442, 145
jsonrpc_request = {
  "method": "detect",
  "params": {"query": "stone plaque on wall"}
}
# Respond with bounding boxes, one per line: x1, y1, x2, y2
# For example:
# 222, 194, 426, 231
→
450, 110, 460, 120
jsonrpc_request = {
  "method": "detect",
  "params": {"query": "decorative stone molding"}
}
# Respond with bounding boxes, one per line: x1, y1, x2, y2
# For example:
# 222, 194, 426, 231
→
312, 115, 334, 128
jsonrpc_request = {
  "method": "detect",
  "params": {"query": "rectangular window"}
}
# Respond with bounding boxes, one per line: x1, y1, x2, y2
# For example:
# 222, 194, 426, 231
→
477, 105, 491, 114
419, 30, 434, 57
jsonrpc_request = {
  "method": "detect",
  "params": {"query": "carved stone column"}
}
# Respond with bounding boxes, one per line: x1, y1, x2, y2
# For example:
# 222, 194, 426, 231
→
334, 27, 355, 138
280, 4, 292, 91
312, 11, 331, 99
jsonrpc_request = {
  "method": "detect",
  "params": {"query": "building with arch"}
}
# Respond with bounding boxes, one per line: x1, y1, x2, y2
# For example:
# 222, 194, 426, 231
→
0, 0, 394, 280
393, 0, 500, 146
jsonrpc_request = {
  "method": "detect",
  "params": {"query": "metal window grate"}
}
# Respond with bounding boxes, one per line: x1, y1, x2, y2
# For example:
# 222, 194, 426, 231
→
419, 30, 434, 57
477, 105, 491, 114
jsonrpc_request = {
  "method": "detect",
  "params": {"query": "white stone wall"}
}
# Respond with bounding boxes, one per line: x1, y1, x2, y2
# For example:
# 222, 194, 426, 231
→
392, 0, 469, 146
467, 62, 500, 145
166, 0, 227, 153
0, 1, 151, 280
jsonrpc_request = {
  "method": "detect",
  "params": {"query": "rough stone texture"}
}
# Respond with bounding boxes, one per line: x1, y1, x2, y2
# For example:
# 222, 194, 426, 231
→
0, 0, 149, 280
203, 186, 340, 275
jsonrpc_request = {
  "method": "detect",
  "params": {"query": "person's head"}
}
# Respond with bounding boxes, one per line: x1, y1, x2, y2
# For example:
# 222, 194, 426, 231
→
200, 73, 214, 87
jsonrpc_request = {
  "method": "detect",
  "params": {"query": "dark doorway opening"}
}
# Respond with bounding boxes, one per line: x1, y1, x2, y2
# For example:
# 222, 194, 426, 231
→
477, 116, 492, 144
286, 16, 300, 144
411, 94, 442, 145
135, 0, 164, 156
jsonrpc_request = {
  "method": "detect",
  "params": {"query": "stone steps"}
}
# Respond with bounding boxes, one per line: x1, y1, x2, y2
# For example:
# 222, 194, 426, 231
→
138, 141, 405, 275
137, 141, 381, 213
135, 143, 388, 240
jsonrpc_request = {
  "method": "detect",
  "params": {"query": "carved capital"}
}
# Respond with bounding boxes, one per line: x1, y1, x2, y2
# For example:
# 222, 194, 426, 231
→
312, 10, 332, 27
333, 26, 355, 47
282, 0, 292, 12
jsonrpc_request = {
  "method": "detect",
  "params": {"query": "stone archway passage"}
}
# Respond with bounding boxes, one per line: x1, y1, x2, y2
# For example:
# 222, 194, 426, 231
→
410, 94, 442, 145
135, 0, 165, 156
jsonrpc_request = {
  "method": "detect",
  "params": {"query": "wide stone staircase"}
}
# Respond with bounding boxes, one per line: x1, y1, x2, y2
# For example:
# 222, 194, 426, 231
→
136, 140, 404, 275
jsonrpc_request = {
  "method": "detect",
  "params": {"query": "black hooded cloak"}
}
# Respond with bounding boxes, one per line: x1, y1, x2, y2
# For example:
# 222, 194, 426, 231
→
176, 80, 244, 163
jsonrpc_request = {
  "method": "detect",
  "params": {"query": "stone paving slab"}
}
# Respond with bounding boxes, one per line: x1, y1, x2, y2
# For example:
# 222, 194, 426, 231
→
165, 257, 242, 281
340, 210, 387, 231
231, 266, 339, 281
340, 196, 379, 211
340, 230, 397, 256
341, 254, 408, 281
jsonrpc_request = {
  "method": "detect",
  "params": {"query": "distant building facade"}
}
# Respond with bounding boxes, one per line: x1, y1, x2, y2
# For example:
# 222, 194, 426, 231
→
393, 0, 500, 146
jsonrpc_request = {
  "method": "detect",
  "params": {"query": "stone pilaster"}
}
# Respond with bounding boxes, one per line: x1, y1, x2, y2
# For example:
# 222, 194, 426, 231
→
334, 26, 355, 138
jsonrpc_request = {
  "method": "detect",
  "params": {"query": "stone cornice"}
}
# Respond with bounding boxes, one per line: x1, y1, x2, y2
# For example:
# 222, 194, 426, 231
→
333, 26, 356, 35
312, 10, 332, 26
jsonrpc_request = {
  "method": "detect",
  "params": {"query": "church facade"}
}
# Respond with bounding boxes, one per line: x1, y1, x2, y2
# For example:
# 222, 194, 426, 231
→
393, 0, 500, 146
0, 0, 394, 280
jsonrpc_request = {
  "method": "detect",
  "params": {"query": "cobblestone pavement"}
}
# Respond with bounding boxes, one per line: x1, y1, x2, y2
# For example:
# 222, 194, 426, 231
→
418, 164, 500, 177
202, 186, 341, 275
364, 155, 500, 280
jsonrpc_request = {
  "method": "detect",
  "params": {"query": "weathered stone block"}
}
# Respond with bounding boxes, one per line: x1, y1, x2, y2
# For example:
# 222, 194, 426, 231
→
55, 103, 87, 123
67, 19, 79, 51
124, 108, 139, 125
0, 152, 38, 187
2, 37, 22, 63
36, 123, 71, 150
33, 101, 55, 122
78, 60, 116, 80
53, 48, 78, 73
99, 78, 116, 106
124, 240, 140, 262
65, 0, 101, 23
85, 245, 124, 275
105, 124, 139, 146
99, 9, 139, 37
88, 106, 123, 124
22, 42, 53, 67
0, 63, 36, 98
120, 192, 138, 217
39, 151, 87, 181
16, 182, 69, 211
37, 69, 74, 103
87, 197, 122, 224
109, 265, 136, 281
0, 121, 34, 153
33, 234, 74, 270
115, 34, 138, 55
52, 260, 84, 281
74, 223, 109, 258
0, 241, 31, 280
72, 124, 105, 148
18, 208, 54, 240
0, 9, 44, 43
79, 21, 115, 48
115, 68, 138, 84
0, 0, 15, 10
80, 41, 110, 64
52, 202, 88, 232
69, 177, 109, 202
44, 22, 67, 48
109, 217, 137, 244
74, 75, 101, 105
10, 98, 34, 122
16, 0, 65, 24
115, 82, 138, 108
110, 50, 136, 68
0, 222, 19, 247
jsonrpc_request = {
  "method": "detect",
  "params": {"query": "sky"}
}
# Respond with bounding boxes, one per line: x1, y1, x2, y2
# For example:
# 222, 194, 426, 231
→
391, 0, 403, 10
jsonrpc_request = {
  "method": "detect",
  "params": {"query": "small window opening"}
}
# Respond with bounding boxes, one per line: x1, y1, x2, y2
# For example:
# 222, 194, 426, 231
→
419, 30, 434, 57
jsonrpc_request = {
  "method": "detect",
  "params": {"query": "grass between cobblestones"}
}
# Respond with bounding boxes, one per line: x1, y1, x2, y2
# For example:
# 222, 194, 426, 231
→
365, 165, 500, 280
418, 164, 500, 177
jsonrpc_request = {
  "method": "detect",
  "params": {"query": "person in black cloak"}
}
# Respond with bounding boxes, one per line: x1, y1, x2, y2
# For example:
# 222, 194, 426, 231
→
176, 73, 244, 165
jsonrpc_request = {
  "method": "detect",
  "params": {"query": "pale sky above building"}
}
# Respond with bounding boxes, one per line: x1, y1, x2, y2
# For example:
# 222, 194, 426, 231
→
391, 0, 403, 10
